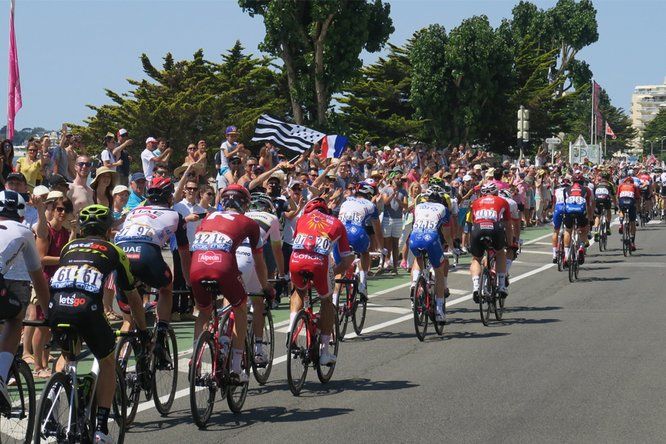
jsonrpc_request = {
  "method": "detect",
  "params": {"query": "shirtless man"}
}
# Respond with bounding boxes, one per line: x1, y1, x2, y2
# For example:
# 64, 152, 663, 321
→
67, 155, 94, 215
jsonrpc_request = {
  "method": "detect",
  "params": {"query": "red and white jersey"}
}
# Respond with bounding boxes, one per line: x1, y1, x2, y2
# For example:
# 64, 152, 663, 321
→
501, 196, 521, 221
192, 210, 263, 254
115, 205, 188, 248
618, 182, 639, 200
292, 210, 352, 259
638, 173, 652, 188
470, 195, 510, 224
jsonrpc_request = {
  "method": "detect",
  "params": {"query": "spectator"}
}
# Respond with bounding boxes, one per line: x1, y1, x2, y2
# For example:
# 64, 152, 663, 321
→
116, 128, 132, 185
90, 166, 117, 208
141, 136, 172, 180
215, 126, 241, 187
111, 185, 129, 220
67, 155, 94, 215
49, 129, 69, 181
64, 134, 82, 181
100, 132, 126, 171
381, 168, 408, 274
16, 141, 45, 191
125, 172, 147, 210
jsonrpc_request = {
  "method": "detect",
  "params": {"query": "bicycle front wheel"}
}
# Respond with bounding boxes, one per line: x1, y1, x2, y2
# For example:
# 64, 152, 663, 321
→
286, 310, 309, 396
34, 372, 71, 443
336, 282, 351, 339
251, 309, 274, 386
351, 278, 367, 336
226, 338, 250, 414
115, 336, 141, 425
90, 366, 127, 444
479, 267, 492, 326
151, 326, 178, 415
189, 330, 216, 429
0, 359, 35, 444
412, 277, 428, 341
316, 311, 340, 384
568, 244, 576, 283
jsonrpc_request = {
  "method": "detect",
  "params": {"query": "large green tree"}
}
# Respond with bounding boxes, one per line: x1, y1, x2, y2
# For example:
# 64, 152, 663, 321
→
238, 0, 394, 126
643, 109, 666, 143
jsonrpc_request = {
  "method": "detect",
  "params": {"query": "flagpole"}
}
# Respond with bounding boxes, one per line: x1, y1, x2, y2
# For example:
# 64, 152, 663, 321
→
590, 79, 594, 146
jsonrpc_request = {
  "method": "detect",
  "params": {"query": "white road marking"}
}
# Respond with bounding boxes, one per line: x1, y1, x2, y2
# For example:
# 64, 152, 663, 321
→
520, 250, 554, 256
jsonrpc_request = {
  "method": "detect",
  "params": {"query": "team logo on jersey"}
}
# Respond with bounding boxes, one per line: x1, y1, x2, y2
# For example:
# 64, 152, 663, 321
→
199, 251, 222, 265
306, 214, 329, 232
58, 294, 87, 308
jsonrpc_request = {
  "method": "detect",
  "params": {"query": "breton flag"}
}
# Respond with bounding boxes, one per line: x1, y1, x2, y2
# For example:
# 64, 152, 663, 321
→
605, 122, 617, 140
319, 135, 348, 159
7, 0, 22, 140
251, 114, 325, 153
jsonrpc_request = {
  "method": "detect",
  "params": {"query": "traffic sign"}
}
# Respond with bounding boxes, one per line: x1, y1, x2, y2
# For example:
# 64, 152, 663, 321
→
545, 137, 561, 144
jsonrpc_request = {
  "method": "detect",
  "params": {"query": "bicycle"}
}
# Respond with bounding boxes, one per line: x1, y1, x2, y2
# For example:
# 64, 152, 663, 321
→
0, 320, 44, 444
114, 292, 178, 426
334, 254, 367, 338
478, 237, 503, 326
247, 284, 276, 386
598, 212, 609, 252
34, 323, 126, 443
567, 218, 580, 283
189, 280, 250, 428
619, 215, 632, 257
286, 271, 341, 396
556, 225, 565, 272
411, 250, 446, 340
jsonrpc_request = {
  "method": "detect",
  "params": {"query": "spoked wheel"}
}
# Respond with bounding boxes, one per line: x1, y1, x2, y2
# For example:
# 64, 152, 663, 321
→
34, 372, 71, 443
336, 282, 351, 339
316, 311, 341, 384
152, 326, 178, 415
114, 336, 141, 425
573, 247, 580, 280
479, 267, 493, 326
557, 242, 564, 272
351, 278, 367, 336
412, 277, 428, 341
433, 298, 445, 336
250, 308, 274, 386
226, 339, 250, 414
189, 330, 216, 429
90, 366, 127, 444
622, 225, 629, 257
495, 292, 505, 321
286, 310, 309, 396
0, 359, 35, 444
568, 244, 576, 283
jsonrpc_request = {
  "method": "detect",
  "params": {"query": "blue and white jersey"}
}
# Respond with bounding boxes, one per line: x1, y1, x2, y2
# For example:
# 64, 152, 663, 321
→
554, 187, 566, 208
338, 197, 378, 228
412, 202, 449, 233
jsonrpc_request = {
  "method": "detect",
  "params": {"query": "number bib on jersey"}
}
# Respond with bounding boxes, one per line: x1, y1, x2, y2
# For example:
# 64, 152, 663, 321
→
595, 187, 610, 199
340, 212, 363, 225
293, 233, 331, 256
50, 264, 104, 293
192, 231, 233, 252
413, 220, 438, 231
474, 209, 498, 221
116, 223, 157, 243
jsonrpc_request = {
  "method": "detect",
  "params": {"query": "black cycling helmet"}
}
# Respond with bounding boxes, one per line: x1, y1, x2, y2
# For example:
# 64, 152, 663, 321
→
146, 176, 174, 204
249, 192, 275, 213
79, 204, 113, 236
220, 184, 252, 213
0, 190, 26, 221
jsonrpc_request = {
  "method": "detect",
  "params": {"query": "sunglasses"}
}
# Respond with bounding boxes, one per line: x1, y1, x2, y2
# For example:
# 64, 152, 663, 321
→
204, 192, 214, 197
55, 207, 67, 213
186, 187, 198, 191
155, 171, 167, 176
309, 173, 318, 177
77, 162, 92, 167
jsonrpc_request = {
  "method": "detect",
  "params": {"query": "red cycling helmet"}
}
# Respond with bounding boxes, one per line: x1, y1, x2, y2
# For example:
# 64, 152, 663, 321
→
220, 184, 252, 212
303, 197, 330, 215
146, 176, 174, 202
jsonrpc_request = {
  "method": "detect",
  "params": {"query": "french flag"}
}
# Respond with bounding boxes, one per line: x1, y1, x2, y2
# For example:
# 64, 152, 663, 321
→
320, 135, 349, 159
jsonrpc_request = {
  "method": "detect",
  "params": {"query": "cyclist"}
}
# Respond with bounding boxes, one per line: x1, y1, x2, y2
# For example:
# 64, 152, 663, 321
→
236, 192, 282, 366
617, 175, 641, 251
335, 182, 383, 302
48, 204, 148, 444
657, 167, 666, 219
637, 167, 654, 220
469, 182, 513, 302
551, 176, 570, 263
499, 188, 521, 284
592, 171, 616, 241
0, 191, 50, 410
114, 177, 191, 363
190, 185, 272, 383
562, 172, 592, 266
289, 197, 354, 365
408, 187, 453, 322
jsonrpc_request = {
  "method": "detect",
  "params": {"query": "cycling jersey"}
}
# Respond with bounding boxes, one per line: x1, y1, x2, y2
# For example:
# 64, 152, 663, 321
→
409, 202, 450, 267
0, 220, 42, 319
594, 181, 615, 201
237, 210, 280, 295
115, 205, 188, 248
563, 183, 590, 214
338, 196, 379, 254
470, 196, 511, 225
190, 210, 263, 309
552, 187, 567, 230
501, 196, 521, 222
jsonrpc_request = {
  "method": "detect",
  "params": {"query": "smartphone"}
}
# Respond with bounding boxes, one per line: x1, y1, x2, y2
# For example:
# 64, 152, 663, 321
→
196, 212, 207, 220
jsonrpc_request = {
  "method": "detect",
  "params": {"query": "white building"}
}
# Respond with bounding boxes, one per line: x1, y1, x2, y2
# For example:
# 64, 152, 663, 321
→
631, 78, 666, 145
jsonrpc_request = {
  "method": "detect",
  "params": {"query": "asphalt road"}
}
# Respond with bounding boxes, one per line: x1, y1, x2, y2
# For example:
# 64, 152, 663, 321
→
126, 220, 666, 443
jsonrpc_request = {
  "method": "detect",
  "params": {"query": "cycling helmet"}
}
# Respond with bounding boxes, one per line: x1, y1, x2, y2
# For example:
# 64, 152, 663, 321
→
146, 177, 174, 203
655, 167, 663, 174
441, 184, 453, 196
422, 188, 443, 203
601, 171, 611, 180
627, 168, 634, 177
415, 193, 428, 205
79, 204, 113, 236
480, 182, 498, 195
356, 182, 375, 197
303, 197, 331, 215
428, 176, 445, 187
220, 184, 252, 212
0, 190, 26, 221
561, 175, 572, 185
499, 188, 513, 199
249, 192, 275, 213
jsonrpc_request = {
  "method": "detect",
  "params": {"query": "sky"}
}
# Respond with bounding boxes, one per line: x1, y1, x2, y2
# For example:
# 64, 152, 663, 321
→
0, 0, 664, 132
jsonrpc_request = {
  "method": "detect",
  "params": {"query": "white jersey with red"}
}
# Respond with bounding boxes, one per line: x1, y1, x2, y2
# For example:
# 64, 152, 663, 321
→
190, 210, 264, 309
470, 195, 511, 225
289, 210, 352, 297
501, 196, 521, 222
236, 210, 280, 295
115, 205, 188, 248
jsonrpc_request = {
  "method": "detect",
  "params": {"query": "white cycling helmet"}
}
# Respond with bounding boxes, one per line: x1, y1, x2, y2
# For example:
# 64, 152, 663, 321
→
480, 182, 498, 195
499, 188, 513, 199
0, 190, 26, 221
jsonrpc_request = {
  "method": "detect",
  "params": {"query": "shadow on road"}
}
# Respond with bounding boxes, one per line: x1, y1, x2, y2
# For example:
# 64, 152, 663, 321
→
502, 306, 562, 313
576, 276, 629, 283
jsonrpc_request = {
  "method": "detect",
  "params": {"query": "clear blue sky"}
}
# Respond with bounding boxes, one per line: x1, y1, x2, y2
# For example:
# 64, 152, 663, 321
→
1, 0, 664, 132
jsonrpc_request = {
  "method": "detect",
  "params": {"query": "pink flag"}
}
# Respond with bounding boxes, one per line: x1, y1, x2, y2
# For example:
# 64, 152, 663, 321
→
605, 122, 617, 140
7, 0, 22, 140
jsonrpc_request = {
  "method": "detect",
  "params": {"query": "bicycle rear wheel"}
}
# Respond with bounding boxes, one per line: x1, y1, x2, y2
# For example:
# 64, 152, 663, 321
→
412, 277, 428, 341
336, 282, 351, 339
286, 310, 309, 396
34, 372, 71, 443
316, 311, 341, 384
479, 266, 492, 326
90, 366, 127, 444
250, 308, 274, 386
557, 239, 564, 272
351, 277, 367, 336
115, 336, 141, 425
433, 297, 445, 336
226, 339, 250, 413
152, 326, 178, 415
0, 359, 35, 444
189, 330, 216, 429
568, 243, 576, 283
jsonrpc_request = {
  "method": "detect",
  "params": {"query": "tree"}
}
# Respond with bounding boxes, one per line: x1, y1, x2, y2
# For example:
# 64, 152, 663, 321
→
238, 0, 394, 126
642, 108, 666, 151
337, 41, 422, 145
75, 43, 289, 163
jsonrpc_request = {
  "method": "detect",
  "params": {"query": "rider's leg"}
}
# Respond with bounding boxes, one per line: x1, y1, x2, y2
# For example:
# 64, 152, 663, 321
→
95, 353, 117, 434
0, 312, 24, 382
410, 255, 424, 286
156, 282, 173, 325
231, 301, 247, 374
288, 287, 305, 334
251, 296, 265, 339
563, 228, 572, 260
496, 249, 507, 292
359, 251, 370, 295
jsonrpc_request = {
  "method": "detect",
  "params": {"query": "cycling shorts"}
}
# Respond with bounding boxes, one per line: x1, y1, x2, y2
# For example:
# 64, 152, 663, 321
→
289, 252, 334, 297
552, 204, 565, 230
409, 230, 446, 268
116, 242, 173, 312
191, 250, 247, 310
618, 197, 637, 222
594, 199, 611, 215
346, 224, 370, 255
469, 222, 506, 258
237, 245, 262, 296
563, 212, 588, 229
48, 291, 115, 359
0, 277, 30, 320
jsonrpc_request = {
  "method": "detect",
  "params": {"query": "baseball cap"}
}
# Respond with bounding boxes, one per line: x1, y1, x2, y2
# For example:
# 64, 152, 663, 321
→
473, 164, 482, 171
112, 185, 129, 196
145, 136, 158, 144
45, 190, 64, 202
289, 180, 304, 189
104, 132, 115, 140
225, 126, 238, 135
383, 146, 391, 151
6, 172, 27, 183
463, 174, 473, 182
130, 172, 146, 182
118, 128, 128, 136
33, 185, 50, 197
48, 174, 70, 187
